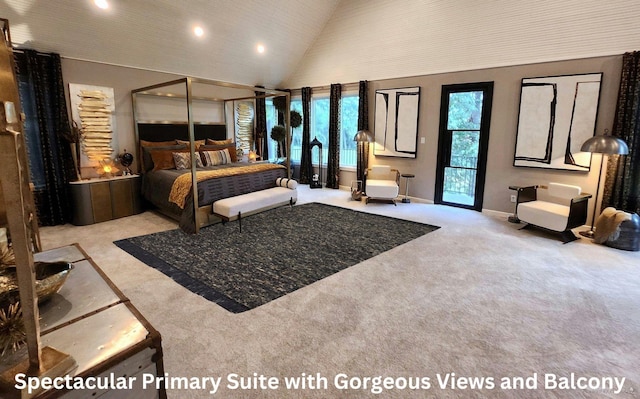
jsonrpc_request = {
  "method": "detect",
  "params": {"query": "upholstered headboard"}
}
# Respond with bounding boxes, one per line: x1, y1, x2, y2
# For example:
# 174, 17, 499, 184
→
137, 123, 227, 143
136, 123, 229, 173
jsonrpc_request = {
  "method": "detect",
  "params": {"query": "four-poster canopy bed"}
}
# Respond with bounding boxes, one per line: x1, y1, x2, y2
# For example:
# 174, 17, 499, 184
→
131, 77, 292, 233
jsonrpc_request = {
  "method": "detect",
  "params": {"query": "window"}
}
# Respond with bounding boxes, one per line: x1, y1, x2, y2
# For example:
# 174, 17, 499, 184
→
266, 93, 359, 168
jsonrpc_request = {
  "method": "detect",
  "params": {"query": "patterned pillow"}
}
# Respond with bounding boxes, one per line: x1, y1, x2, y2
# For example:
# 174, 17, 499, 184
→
201, 149, 231, 166
200, 144, 238, 162
173, 152, 204, 170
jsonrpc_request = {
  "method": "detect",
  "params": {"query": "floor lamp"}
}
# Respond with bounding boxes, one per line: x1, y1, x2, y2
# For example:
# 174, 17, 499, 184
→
578, 131, 629, 238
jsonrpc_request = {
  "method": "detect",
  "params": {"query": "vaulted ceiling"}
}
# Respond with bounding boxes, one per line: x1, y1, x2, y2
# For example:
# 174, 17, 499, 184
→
1, 0, 340, 88
2, 0, 640, 90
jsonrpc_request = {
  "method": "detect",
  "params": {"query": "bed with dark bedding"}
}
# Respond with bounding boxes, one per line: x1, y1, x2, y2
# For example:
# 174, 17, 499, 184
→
132, 78, 292, 234
142, 163, 286, 233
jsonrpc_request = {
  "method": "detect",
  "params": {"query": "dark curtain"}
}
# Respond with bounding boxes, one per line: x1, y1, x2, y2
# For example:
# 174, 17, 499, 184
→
299, 87, 312, 184
14, 50, 75, 226
254, 86, 268, 159
356, 80, 370, 183
602, 51, 640, 215
326, 84, 342, 189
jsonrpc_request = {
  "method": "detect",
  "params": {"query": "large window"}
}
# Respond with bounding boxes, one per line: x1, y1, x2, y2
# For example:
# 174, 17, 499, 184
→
266, 93, 359, 168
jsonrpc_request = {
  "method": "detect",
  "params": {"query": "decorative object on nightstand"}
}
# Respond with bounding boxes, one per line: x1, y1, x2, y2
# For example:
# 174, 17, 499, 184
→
578, 130, 629, 238
310, 137, 323, 189
401, 173, 415, 203
97, 157, 118, 178
118, 149, 133, 175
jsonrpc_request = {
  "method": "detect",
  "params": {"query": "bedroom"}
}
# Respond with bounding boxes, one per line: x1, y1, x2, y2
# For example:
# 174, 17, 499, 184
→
1, 1, 640, 398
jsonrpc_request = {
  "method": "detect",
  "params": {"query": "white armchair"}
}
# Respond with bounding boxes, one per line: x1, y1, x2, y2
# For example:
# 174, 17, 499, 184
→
365, 165, 400, 205
515, 182, 591, 243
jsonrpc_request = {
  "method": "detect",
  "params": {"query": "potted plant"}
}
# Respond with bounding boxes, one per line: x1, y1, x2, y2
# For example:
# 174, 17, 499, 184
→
270, 125, 286, 158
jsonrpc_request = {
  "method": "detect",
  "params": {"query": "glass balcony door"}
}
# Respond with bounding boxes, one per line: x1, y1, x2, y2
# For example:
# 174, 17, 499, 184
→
435, 82, 494, 211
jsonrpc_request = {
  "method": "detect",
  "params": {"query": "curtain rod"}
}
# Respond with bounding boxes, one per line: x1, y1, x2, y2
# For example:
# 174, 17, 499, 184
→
290, 81, 360, 94
10, 46, 54, 57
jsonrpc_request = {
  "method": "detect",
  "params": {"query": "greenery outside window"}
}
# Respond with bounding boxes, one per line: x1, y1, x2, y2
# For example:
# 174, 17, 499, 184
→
267, 93, 358, 167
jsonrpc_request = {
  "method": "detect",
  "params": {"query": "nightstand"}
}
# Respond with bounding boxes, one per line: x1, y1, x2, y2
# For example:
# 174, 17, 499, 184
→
69, 175, 142, 225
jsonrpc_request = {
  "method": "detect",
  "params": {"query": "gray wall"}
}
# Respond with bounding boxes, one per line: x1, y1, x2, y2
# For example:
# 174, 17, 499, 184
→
340, 55, 622, 221
61, 59, 182, 174
62, 55, 623, 223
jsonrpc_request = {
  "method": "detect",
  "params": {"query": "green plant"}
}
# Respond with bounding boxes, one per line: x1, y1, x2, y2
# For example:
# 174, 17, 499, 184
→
270, 125, 286, 142
290, 110, 302, 129
272, 96, 287, 112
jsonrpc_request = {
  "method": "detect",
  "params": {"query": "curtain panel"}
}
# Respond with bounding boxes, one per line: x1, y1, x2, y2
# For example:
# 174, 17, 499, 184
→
254, 87, 268, 160
299, 87, 312, 184
326, 83, 341, 189
603, 51, 640, 215
356, 80, 370, 183
14, 50, 75, 226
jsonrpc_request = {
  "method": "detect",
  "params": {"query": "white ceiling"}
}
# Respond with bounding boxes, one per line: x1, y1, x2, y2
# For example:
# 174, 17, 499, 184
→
1, 0, 340, 88
285, 0, 640, 87
3, 0, 640, 91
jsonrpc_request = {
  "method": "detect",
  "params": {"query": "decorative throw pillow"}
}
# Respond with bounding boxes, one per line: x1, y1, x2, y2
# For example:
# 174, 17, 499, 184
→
176, 139, 206, 149
206, 138, 233, 146
142, 144, 186, 172
200, 144, 238, 162
173, 151, 204, 170
149, 149, 181, 171
201, 149, 231, 166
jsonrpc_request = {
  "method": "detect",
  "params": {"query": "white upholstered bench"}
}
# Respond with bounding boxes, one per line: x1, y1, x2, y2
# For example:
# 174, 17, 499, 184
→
213, 184, 297, 232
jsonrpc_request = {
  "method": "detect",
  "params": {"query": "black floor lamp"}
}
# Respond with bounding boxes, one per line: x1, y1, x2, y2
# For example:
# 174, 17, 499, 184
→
579, 131, 629, 238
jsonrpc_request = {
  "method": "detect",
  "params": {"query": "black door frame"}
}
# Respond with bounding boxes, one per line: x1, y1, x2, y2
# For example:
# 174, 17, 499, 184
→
434, 82, 494, 211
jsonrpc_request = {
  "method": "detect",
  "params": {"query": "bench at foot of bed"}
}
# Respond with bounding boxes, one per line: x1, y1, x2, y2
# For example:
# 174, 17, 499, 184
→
213, 186, 297, 232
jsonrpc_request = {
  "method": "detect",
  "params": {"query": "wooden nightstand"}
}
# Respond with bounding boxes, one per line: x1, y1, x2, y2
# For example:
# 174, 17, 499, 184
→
69, 175, 142, 225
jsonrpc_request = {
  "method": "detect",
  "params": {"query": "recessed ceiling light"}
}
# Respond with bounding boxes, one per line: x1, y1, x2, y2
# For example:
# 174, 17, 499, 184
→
193, 26, 204, 37
257, 44, 265, 54
94, 0, 109, 10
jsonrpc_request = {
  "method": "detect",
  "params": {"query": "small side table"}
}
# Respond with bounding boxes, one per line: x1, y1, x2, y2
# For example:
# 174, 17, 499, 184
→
508, 185, 521, 223
401, 173, 415, 203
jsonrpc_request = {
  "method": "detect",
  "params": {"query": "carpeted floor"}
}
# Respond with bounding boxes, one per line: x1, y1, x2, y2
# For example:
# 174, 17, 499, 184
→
114, 203, 439, 312
38, 187, 640, 398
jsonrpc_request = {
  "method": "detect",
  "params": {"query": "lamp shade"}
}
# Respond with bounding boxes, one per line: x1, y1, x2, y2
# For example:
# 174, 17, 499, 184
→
353, 130, 373, 142
580, 135, 629, 155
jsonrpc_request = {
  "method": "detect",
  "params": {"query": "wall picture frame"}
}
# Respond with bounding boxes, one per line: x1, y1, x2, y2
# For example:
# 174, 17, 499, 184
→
374, 86, 420, 158
513, 72, 603, 171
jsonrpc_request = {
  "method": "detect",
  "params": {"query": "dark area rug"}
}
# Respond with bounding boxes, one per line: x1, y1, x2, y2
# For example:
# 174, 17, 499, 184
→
114, 203, 440, 313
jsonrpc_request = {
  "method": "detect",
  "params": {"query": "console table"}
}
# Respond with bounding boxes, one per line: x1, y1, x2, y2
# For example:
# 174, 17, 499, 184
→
69, 175, 142, 225
0, 244, 166, 399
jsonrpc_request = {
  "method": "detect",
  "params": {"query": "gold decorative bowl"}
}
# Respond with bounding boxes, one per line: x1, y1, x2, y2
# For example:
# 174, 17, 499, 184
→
0, 262, 73, 309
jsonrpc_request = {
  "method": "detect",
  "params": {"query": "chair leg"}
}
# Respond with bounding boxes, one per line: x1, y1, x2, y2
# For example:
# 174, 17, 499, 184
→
560, 230, 579, 244
238, 211, 242, 233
